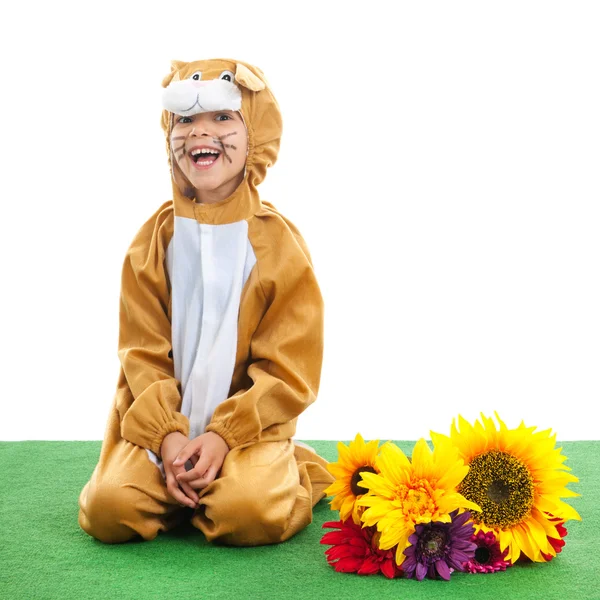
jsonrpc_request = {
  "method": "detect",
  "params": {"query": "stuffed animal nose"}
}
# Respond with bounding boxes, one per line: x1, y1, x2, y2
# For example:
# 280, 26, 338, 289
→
192, 80, 210, 88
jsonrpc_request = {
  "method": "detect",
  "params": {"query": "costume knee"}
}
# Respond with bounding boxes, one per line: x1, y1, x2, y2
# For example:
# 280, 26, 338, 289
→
78, 479, 147, 543
192, 440, 312, 546
78, 451, 183, 544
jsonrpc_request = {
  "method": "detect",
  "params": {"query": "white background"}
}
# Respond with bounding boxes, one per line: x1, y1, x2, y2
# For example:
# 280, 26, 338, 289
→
1, 1, 598, 442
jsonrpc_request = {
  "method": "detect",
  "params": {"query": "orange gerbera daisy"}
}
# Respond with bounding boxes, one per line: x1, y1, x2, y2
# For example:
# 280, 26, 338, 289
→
356, 438, 481, 567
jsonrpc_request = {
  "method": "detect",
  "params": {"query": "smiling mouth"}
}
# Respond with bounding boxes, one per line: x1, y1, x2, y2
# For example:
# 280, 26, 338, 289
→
189, 152, 221, 169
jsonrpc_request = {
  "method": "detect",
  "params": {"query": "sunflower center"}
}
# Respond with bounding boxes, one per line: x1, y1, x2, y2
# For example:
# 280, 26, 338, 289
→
459, 450, 534, 529
350, 466, 377, 496
487, 479, 510, 503
474, 546, 492, 564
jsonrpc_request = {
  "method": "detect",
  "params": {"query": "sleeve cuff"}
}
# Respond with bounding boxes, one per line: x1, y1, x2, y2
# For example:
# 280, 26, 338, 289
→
205, 420, 238, 450
151, 418, 190, 458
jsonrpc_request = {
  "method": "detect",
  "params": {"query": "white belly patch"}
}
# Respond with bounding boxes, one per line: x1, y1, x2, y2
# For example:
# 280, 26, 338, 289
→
146, 215, 256, 477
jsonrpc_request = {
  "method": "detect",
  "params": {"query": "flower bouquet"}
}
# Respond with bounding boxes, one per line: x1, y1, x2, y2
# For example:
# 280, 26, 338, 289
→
321, 413, 581, 581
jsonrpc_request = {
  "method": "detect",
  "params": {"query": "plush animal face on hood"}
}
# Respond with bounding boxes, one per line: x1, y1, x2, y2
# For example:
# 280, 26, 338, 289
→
160, 58, 283, 224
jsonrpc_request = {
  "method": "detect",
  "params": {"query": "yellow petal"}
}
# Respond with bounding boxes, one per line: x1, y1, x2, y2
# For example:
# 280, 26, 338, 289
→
380, 525, 410, 554
357, 471, 395, 498
376, 442, 411, 485
512, 523, 539, 561
411, 438, 434, 479
360, 502, 396, 526
326, 463, 352, 479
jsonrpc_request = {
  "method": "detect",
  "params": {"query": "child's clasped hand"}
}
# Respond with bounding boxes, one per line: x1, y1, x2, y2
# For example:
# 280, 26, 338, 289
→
161, 431, 230, 509
174, 431, 229, 488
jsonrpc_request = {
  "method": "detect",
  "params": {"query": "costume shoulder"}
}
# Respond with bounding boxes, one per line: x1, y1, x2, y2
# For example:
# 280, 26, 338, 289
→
126, 200, 175, 266
256, 200, 314, 267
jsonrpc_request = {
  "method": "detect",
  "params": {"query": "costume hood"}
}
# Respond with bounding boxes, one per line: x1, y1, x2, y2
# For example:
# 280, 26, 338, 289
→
160, 58, 283, 224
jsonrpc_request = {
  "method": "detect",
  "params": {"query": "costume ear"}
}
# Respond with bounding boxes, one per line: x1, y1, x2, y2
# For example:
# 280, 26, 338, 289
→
161, 60, 186, 87
235, 63, 266, 92
254, 66, 272, 89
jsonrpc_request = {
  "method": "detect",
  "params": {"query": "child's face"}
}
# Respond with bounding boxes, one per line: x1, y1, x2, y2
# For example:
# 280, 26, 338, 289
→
170, 109, 248, 203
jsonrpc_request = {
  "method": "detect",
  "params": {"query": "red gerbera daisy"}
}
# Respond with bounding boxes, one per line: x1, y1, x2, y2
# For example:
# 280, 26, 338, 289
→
541, 517, 568, 562
464, 530, 512, 573
321, 519, 403, 579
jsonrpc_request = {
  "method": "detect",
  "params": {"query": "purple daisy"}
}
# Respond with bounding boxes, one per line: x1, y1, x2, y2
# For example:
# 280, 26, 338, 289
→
402, 510, 477, 581
464, 531, 512, 573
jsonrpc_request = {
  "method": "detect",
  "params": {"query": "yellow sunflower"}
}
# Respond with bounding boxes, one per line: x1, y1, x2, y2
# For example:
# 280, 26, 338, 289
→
324, 433, 381, 524
355, 438, 481, 567
430, 412, 581, 563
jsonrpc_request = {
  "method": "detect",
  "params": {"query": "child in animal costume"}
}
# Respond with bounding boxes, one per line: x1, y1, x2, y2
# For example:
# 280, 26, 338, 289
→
77, 58, 335, 546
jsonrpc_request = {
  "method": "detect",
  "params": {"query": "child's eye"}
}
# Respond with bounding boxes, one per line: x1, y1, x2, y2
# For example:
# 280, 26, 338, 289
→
177, 116, 192, 123
216, 114, 231, 121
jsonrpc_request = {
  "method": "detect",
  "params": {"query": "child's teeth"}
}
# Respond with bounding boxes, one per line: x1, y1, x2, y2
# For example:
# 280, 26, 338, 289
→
196, 156, 217, 166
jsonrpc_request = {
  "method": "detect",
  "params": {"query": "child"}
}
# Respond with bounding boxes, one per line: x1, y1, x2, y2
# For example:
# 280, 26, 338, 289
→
77, 58, 335, 546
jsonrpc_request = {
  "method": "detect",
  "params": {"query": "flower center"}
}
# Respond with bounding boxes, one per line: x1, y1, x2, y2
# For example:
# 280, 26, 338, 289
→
395, 478, 438, 523
474, 546, 492, 564
487, 479, 510, 503
459, 450, 534, 529
350, 466, 377, 496
419, 528, 447, 560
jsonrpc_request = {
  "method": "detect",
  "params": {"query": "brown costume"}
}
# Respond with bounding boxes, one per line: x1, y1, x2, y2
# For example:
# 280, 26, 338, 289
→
78, 58, 334, 545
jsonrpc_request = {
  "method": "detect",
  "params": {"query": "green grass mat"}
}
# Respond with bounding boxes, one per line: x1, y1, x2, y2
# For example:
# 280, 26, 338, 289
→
0, 440, 594, 599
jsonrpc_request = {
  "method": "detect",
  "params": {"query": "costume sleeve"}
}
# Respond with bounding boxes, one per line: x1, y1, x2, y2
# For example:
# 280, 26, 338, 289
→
115, 205, 190, 457
205, 225, 324, 449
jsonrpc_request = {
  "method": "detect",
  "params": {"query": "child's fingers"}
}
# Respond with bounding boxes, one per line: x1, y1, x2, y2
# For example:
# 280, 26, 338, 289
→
173, 439, 202, 466
171, 464, 200, 504
186, 464, 219, 490
178, 479, 200, 504
177, 452, 211, 484
166, 475, 197, 509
